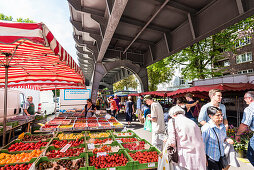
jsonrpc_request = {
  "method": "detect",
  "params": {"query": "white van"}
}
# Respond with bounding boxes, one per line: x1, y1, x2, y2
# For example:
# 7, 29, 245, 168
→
40, 91, 55, 115
0, 89, 25, 122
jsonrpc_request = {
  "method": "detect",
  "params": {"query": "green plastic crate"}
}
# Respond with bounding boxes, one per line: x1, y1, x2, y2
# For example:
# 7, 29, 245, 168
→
120, 139, 152, 152
86, 141, 122, 155
20, 132, 53, 142
50, 138, 86, 149
87, 149, 133, 170
127, 147, 160, 170
44, 146, 86, 160
111, 130, 136, 138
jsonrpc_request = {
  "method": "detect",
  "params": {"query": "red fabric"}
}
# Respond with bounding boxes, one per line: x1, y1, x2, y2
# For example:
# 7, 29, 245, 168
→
0, 22, 85, 87
166, 83, 254, 97
128, 93, 141, 96
141, 91, 168, 97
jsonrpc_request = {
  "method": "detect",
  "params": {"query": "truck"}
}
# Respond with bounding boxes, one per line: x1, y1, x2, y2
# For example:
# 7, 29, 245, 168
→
59, 86, 91, 111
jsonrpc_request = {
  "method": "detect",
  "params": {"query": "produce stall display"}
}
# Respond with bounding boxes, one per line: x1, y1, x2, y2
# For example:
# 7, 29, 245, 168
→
0, 130, 160, 169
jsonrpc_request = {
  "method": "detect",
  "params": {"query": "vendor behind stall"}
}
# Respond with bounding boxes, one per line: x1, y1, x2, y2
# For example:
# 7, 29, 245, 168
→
81, 99, 97, 118
23, 96, 35, 116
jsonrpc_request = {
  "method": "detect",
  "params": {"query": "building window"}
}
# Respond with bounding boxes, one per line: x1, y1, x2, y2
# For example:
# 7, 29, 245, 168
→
223, 60, 230, 67
236, 52, 252, 64
235, 36, 251, 48
237, 69, 253, 74
180, 78, 185, 85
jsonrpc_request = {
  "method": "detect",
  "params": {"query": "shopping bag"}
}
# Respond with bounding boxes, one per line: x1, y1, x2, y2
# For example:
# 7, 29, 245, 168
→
144, 118, 152, 132
158, 146, 173, 170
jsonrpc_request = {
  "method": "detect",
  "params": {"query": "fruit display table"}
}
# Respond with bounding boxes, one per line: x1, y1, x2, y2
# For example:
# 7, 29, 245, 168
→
0, 130, 160, 169
40, 113, 124, 132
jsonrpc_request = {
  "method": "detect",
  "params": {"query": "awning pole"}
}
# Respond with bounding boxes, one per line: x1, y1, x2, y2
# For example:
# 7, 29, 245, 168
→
3, 65, 9, 146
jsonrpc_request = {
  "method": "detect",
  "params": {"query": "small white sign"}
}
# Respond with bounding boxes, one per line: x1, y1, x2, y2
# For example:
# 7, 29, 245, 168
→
88, 143, 95, 150
148, 163, 155, 167
60, 144, 71, 152
105, 114, 111, 119
97, 152, 107, 157
29, 163, 35, 170
108, 168, 116, 170
116, 139, 122, 143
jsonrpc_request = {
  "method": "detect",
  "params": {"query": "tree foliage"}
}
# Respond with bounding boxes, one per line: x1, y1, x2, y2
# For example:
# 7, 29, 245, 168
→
147, 57, 173, 91
0, 13, 34, 23
167, 15, 254, 80
113, 75, 138, 91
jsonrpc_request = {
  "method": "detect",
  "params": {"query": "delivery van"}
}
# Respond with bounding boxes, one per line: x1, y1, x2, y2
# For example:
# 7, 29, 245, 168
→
0, 89, 25, 122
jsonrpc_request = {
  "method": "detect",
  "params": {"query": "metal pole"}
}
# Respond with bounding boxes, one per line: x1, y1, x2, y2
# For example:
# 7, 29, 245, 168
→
3, 65, 9, 146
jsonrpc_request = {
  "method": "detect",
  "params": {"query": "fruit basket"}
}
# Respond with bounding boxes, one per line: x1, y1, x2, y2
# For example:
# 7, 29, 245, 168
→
87, 149, 133, 170
127, 147, 160, 169
0, 150, 42, 165
45, 146, 85, 160
36, 155, 87, 170
2, 140, 48, 153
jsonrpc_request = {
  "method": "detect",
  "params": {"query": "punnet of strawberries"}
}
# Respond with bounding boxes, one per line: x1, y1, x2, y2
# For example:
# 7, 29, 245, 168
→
129, 151, 158, 164
8, 141, 48, 152
89, 153, 128, 169
118, 138, 138, 143
122, 141, 145, 150
47, 148, 84, 159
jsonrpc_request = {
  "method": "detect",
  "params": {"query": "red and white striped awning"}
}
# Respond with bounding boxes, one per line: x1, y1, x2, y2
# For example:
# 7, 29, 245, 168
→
0, 22, 85, 86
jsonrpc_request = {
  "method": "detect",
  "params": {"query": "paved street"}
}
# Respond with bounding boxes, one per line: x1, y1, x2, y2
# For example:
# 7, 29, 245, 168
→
117, 113, 254, 170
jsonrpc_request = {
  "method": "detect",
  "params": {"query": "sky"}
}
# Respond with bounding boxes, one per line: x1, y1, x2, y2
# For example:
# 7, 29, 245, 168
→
0, 0, 78, 64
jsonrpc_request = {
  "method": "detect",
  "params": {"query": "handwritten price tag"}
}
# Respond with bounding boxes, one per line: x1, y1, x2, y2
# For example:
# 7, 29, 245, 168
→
148, 163, 155, 167
108, 168, 116, 170
88, 143, 95, 150
60, 144, 71, 152
97, 152, 107, 157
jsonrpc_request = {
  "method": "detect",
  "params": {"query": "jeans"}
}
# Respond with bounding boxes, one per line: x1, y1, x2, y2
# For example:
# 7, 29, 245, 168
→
247, 136, 254, 166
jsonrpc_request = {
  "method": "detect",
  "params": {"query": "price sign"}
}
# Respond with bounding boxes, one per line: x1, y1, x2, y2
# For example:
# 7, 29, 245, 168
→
88, 143, 95, 150
97, 152, 107, 157
116, 139, 122, 143
60, 144, 71, 152
148, 163, 155, 167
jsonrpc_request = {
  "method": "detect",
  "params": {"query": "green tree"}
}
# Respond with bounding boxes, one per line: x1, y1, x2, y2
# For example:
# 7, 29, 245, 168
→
147, 57, 173, 91
168, 15, 254, 80
113, 75, 138, 91
0, 13, 34, 23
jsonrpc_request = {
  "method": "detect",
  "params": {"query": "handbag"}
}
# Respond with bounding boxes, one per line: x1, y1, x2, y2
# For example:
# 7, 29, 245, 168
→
167, 118, 178, 163
212, 128, 228, 168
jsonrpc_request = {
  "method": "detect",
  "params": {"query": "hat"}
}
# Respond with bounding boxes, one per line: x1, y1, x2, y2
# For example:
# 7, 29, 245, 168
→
144, 95, 152, 102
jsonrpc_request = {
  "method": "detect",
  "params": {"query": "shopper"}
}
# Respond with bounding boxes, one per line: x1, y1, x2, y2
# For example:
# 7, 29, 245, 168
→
198, 89, 228, 130
107, 96, 117, 118
144, 95, 165, 151
166, 105, 206, 170
236, 91, 254, 166
201, 106, 234, 170
113, 95, 120, 116
81, 99, 97, 118
185, 93, 199, 123
136, 96, 143, 122
142, 104, 150, 119
125, 96, 134, 126
23, 96, 35, 116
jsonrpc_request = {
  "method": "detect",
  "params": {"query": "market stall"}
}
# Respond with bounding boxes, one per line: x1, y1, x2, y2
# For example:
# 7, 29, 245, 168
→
0, 22, 85, 145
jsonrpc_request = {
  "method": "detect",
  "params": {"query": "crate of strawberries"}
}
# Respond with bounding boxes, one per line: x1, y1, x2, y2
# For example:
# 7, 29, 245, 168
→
45, 146, 85, 160
127, 147, 160, 169
3, 140, 48, 153
86, 141, 121, 155
120, 139, 152, 152
87, 149, 133, 170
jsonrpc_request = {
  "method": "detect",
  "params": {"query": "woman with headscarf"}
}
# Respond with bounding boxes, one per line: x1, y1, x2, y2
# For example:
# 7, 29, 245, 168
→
166, 105, 206, 170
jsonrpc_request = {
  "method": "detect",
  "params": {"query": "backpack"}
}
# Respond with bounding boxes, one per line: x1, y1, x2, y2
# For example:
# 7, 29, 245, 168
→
192, 103, 201, 118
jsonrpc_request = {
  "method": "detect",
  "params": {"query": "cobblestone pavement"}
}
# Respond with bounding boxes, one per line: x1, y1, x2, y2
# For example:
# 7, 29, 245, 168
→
116, 113, 253, 170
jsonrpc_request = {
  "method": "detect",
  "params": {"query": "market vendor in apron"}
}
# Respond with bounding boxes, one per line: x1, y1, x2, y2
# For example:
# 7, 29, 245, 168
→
23, 96, 35, 116
81, 99, 97, 118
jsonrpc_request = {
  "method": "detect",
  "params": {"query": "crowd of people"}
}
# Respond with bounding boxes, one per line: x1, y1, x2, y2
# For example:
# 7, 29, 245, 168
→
119, 90, 253, 170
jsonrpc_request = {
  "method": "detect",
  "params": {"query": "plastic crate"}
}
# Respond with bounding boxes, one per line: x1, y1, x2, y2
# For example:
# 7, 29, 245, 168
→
112, 130, 136, 138
127, 147, 160, 169
86, 141, 122, 154
120, 139, 152, 152
56, 132, 85, 140
20, 132, 53, 142
2, 140, 48, 153
50, 138, 86, 149
87, 149, 133, 170
44, 146, 86, 160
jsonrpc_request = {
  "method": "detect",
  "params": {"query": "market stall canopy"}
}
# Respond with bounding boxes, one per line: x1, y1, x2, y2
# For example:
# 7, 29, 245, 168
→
166, 83, 254, 98
128, 91, 170, 97
0, 22, 85, 86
